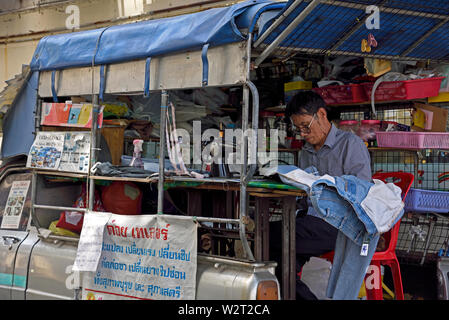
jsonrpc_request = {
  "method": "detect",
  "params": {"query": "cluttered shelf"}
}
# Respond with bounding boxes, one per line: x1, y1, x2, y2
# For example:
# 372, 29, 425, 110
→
311, 76, 445, 107
368, 147, 449, 152
34, 169, 87, 179
246, 99, 427, 110
89, 175, 156, 183
124, 136, 160, 142
369, 147, 416, 152
329, 99, 427, 107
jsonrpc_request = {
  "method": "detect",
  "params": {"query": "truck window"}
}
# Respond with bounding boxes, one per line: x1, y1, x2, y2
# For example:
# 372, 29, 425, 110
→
0, 172, 32, 232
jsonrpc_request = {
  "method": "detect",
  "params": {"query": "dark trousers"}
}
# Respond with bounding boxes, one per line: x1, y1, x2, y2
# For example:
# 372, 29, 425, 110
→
270, 214, 338, 300
295, 214, 338, 299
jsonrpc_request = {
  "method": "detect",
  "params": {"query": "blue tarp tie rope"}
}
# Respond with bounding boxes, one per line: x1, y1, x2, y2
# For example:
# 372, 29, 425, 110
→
201, 43, 210, 86
51, 70, 58, 102
91, 26, 111, 100
99, 65, 106, 102
144, 57, 152, 98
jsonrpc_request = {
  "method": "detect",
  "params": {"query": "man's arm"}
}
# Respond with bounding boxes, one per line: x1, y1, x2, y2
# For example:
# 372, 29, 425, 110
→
343, 136, 372, 181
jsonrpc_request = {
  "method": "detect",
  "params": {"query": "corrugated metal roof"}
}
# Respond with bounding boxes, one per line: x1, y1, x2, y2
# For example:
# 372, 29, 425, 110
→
254, 0, 449, 64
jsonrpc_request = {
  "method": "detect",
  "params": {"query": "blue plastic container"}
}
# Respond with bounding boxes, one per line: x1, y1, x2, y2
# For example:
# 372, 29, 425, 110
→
404, 188, 449, 213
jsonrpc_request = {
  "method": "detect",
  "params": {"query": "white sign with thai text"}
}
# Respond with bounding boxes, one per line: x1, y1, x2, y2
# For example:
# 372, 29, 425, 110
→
73, 211, 111, 272
1, 180, 30, 229
80, 213, 197, 300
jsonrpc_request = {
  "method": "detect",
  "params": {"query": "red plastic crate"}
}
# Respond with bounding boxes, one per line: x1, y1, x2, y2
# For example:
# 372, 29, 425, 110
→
313, 84, 366, 105
376, 131, 449, 149
362, 76, 444, 101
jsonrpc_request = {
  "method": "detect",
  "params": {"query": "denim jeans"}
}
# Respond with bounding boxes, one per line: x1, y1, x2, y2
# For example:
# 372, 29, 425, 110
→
272, 165, 403, 246
326, 231, 380, 299
268, 165, 403, 299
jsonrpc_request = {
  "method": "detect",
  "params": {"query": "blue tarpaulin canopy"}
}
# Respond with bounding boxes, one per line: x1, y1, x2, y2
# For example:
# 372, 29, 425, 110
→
30, 0, 280, 71
2, 0, 284, 159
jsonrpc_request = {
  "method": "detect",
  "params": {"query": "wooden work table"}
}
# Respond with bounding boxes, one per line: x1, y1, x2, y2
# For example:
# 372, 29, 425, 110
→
162, 176, 304, 300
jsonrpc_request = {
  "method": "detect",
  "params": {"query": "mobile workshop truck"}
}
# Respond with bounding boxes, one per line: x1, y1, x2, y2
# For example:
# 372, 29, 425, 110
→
4, 0, 448, 301
0, 0, 298, 300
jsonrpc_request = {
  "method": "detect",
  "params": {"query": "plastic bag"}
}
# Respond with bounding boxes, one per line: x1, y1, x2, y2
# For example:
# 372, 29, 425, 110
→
56, 185, 105, 234
49, 220, 79, 237
434, 64, 449, 92
101, 181, 142, 215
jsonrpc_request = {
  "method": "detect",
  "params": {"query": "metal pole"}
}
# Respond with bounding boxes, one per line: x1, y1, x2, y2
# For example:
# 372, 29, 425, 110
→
30, 95, 43, 232
253, 0, 304, 48
327, 0, 387, 53
196, 217, 240, 224
157, 91, 169, 214
420, 216, 436, 265
402, 18, 449, 56
34, 99, 42, 136
322, 0, 448, 19
254, 0, 321, 67
238, 34, 255, 261
30, 171, 42, 231
243, 80, 259, 184
88, 94, 99, 210
168, 176, 240, 184
33, 204, 87, 213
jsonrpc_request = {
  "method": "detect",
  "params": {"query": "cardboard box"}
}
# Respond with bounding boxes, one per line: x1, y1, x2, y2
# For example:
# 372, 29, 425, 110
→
412, 102, 448, 132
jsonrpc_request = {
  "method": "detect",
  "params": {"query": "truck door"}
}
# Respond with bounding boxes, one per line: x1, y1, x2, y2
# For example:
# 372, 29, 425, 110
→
0, 169, 32, 299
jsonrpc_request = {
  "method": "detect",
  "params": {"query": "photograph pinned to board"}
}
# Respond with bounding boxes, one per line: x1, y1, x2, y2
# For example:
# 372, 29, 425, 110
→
26, 131, 91, 173
41, 101, 104, 128
1, 180, 31, 229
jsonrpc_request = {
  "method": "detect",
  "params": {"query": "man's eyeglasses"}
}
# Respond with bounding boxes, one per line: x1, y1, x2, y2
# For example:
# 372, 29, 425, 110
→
292, 114, 316, 134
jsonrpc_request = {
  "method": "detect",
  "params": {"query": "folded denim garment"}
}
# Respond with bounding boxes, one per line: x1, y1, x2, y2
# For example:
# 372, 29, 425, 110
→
265, 165, 404, 300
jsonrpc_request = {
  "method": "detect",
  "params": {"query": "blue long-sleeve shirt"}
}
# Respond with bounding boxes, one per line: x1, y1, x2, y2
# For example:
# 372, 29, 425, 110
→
299, 124, 372, 181
298, 124, 372, 217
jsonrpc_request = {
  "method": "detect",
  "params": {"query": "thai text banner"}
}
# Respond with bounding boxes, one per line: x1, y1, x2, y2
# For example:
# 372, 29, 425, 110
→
81, 212, 197, 300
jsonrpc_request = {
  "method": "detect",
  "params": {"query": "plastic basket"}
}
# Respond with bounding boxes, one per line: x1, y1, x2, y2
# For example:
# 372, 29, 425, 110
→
375, 131, 449, 149
362, 77, 444, 101
313, 84, 366, 105
404, 188, 449, 213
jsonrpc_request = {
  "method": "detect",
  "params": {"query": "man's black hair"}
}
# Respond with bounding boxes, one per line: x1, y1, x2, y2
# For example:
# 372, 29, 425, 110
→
285, 90, 330, 119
